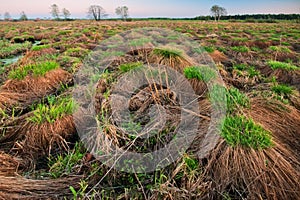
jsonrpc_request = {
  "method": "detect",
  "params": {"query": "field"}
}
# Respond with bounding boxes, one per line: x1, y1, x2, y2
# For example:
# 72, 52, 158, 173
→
0, 20, 299, 199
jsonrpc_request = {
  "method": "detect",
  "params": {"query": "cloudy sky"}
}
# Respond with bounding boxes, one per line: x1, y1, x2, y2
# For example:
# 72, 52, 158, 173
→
0, 0, 299, 19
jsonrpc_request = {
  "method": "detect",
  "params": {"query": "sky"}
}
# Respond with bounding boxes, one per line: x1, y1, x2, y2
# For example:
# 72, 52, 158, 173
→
0, 0, 299, 19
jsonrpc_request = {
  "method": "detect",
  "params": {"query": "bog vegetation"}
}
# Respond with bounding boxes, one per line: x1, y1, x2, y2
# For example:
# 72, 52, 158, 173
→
0, 20, 299, 200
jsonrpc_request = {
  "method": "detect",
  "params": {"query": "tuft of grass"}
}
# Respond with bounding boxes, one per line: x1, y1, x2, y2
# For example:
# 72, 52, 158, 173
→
203, 46, 215, 53
226, 87, 250, 114
267, 61, 298, 70
272, 84, 293, 96
64, 47, 90, 59
48, 142, 85, 178
31, 44, 51, 51
233, 64, 260, 78
8, 61, 59, 80
231, 46, 250, 53
27, 96, 75, 124
268, 46, 291, 53
119, 62, 143, 73
152, 47, 183, 59
183, 155, 199, 172
184, 66, 217, 82
221, 116, 273, 149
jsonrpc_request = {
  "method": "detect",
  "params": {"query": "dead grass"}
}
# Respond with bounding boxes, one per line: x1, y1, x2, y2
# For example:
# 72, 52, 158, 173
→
209, 50, 228, 63
201, 139, 300, 200
0, 115, 75, 160
0, 175, 82, 200
248, 97, 300, 159
0, 152, 20, 176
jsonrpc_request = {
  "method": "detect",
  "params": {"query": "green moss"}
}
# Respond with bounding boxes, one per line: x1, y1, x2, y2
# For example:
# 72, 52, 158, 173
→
233, 64, 260, 78
268, 46, 291, 53
64, 47, 90, 59
0, 40, 31, 58
12, 35, 35, 43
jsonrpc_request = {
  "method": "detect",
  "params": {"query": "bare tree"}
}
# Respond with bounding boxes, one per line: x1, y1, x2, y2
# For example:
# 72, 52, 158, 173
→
115, 6, 129, 21
19, 11, 28, 21
4, 12, 11, 21
88, 5, 107, 21
50, 4, 60, 20
62, 8, 71, 20
210, 5, 227, 21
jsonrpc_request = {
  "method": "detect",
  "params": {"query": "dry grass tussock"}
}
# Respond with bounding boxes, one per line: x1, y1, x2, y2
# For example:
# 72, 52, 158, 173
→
0, 115, 75, 159
201, 139, 300, 200
249, 97, 300, 159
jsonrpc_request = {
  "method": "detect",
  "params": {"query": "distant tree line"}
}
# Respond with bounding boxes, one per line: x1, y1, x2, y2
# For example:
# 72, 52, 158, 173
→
194, 14, 300, 21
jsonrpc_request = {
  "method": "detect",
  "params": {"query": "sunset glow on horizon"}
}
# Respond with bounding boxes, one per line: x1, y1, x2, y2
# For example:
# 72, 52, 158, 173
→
0, 0, 299, 19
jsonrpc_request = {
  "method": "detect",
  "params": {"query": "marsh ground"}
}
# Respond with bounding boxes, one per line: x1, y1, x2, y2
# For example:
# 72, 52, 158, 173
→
0, 20, 299, 199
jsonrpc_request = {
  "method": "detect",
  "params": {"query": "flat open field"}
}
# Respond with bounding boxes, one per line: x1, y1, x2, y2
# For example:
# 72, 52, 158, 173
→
0, 20, 299, 199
